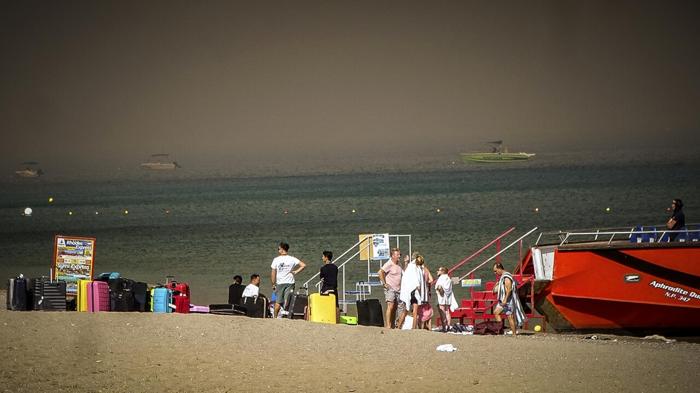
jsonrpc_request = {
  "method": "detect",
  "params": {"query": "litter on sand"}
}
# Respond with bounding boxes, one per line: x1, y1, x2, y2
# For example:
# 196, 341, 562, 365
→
436, 344, 457, 352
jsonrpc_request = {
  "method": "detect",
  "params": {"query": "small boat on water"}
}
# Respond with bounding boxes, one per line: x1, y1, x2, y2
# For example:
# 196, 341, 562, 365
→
14, 161, 44, 178
461, 140, 535, 163
140, 154, 181, 171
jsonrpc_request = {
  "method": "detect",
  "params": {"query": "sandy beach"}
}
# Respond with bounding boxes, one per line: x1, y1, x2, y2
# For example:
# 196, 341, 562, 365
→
1, 291, 698, 393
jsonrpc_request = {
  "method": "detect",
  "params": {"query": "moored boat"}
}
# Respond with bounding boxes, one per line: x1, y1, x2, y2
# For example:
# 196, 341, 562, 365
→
522, 226, 700, 333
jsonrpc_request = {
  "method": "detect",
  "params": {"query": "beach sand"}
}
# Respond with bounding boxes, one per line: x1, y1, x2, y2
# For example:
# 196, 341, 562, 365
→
1, 291, 698, 393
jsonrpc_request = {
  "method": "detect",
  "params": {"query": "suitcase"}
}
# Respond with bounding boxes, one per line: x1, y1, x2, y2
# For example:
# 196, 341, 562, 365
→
89, 281, 110, 312
7, 277, 29, 311
286, 290, 308, 320
132, 282, 149, 312
77, 279, 91, 312
228, 284, 245, 305
110, 278, 137, 312
308, 293, 336, 324
32, 277, 67, 311
208, 303, 247, 316
174, 294, 190, 314
241, 296, 268, 318
152, 287, 172, 313
356, 298, 384, 327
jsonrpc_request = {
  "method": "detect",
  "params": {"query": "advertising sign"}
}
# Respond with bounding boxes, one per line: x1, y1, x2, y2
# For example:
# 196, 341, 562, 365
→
372, 233, 390, 260
52, 235, 96, 295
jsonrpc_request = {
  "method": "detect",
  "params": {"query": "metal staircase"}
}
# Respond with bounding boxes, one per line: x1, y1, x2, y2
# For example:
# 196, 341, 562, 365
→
302, 234, 411, 313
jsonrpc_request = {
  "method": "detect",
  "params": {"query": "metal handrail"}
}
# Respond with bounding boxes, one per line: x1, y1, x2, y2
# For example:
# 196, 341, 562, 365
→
458, 227, 539, 281
301, 237, 370, 288
557, 227, 700, 246
447, 227, 515, 275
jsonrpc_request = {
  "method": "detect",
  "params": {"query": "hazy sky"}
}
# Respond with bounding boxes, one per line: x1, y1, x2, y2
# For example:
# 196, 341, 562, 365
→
1, 1, 699, 171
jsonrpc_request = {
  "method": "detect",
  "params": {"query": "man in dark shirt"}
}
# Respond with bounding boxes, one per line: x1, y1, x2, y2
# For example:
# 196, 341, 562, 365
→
667, 199, 686, 241
319, 251, 339, 311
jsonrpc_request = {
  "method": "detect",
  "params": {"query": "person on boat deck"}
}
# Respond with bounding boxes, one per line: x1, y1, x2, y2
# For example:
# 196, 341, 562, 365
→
378, 248, 403, 329
271, 242, 307, 318
492, 263, 526, 335
319, 250, 339, 319
667, 199, 685, 241
242, 274, 261, 298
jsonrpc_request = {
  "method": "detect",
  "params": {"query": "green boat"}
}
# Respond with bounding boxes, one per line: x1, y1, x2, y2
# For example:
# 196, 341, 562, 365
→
461, 141, 535, 163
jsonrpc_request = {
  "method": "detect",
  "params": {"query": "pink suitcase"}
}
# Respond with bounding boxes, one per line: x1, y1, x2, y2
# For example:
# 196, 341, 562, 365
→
88, 281, 110, 312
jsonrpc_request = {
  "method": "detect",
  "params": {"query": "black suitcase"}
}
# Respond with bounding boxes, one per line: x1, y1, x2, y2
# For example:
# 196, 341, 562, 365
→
110, 278, 136, 312
7, 277, 29, 311
242, 296, 268, 318
357, 299, 384, 327
32, 277, 67, 311
208, 303, 247, 316
286, 291, 308, 319
228, 284, 245, 305
132, 282, 149, 312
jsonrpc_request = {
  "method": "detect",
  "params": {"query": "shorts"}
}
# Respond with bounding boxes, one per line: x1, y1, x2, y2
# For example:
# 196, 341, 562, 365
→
410, 290, 418, 305
384, 288, 400, 303
494, 302, 513, 316
275, 283, 295, 307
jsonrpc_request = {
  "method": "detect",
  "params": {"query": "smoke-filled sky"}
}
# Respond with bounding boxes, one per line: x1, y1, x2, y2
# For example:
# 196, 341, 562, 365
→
1, 1, 699, 172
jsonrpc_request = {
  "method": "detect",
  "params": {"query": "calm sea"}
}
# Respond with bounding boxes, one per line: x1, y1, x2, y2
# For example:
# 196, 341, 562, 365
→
2, 151, 698, 304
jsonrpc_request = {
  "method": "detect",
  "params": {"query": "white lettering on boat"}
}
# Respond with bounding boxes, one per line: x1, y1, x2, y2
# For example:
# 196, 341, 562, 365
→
649, 280, 700, 304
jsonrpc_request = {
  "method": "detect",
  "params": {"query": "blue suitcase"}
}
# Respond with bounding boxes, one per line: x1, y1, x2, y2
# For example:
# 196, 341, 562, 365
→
152, 287, 172, 313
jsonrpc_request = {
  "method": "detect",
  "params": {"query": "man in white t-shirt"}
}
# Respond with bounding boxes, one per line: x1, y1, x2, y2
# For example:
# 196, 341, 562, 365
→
242, 274, 261, 298
270, 242, 306, 318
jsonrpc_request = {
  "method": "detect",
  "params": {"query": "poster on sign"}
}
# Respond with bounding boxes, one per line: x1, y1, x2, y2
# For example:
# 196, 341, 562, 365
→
52, 235, 96, 295
372, 233, 390, 260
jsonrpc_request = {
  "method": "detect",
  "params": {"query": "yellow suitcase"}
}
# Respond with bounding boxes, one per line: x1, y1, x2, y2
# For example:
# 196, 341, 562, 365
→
77, 279, 91, 312
308, 293, 336, 324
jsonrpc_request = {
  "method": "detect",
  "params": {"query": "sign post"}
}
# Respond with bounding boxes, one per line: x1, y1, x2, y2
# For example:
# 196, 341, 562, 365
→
52, 235, 96, 296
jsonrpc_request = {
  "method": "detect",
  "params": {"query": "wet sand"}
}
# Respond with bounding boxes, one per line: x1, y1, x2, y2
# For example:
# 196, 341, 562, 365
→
1, 291, 698, 393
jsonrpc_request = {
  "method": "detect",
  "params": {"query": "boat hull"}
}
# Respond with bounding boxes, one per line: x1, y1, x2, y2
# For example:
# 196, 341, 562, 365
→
461, 152, 534, 163
533, 243, 700, 332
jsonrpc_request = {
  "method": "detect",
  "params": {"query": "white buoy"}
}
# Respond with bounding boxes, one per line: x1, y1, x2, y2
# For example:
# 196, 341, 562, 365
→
23, 207, 32, 216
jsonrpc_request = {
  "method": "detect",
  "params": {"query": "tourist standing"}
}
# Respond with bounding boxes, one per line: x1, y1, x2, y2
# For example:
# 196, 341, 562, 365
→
270, 242, 306, 318
378, 248, 403, 329
493, 263, 525, 335
319, 250, 339, 318
435, 266, 453, 332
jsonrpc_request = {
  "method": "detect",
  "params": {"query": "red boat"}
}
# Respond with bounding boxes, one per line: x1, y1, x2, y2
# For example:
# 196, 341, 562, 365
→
522, 227, 700, 333
451, 226, 700, 334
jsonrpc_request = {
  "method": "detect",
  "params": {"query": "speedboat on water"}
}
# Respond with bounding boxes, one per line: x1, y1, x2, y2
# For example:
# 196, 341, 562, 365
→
14, 161, 44, 178
461, 140, 535, 163
522, 225, 700, 333
140, 154, 181, 171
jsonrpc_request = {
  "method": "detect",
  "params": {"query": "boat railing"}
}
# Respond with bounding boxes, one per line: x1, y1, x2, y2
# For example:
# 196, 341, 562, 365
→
535, 224, 700, 246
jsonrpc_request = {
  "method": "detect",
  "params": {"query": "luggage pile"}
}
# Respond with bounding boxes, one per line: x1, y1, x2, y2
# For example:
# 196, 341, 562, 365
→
6, 273, 193, 314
